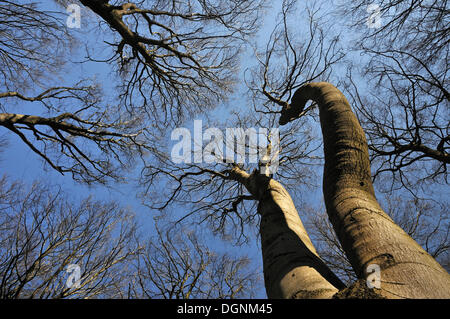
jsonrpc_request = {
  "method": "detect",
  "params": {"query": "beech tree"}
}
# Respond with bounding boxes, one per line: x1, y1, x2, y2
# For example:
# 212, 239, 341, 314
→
138, 2, 346, 298
146, 81, 450, 298
130, 222, 261, 299
0, 1, 151, 183
0, 175, 259, 299
0, 0, 267, 183
278, 81, 450, 298
309, 194, 449, 285
139, 1, 449, 298
0, 176, 139, 298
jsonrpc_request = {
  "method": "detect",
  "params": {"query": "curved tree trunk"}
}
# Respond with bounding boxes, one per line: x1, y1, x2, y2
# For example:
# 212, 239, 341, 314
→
280, 82, 450, 298
229, 167, 345, 298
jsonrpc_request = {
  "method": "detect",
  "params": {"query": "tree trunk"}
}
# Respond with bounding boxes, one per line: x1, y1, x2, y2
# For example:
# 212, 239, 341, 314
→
229, 167, 345, 298
280, 82, 450, 298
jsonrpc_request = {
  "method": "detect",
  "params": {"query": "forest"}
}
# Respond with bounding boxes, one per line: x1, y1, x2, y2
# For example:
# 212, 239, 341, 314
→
0, 0, 448, 299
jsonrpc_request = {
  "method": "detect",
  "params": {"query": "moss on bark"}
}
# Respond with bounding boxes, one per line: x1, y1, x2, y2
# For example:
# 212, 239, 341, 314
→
333, 280, 385, 299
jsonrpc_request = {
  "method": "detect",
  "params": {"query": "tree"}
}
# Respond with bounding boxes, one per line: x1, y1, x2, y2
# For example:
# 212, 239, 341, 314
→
136, 0, 450, 298
0, 0, 70, 90
2, 0, 448, 299
335, 0, 449, 192
308, 193, 450, 285
0, 0, 267, 183
78, 0, 268, 126
0, 0, 152, 183
129, 221, 261, 299
279, 81, 450, 298
138, 2, 352, 298
0, 175, 139, 298
0, 86, 150, 184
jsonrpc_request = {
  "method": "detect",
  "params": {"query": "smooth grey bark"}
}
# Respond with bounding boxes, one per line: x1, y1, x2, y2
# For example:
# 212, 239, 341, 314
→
229, 167, 345, 298
280, 82, 450, 298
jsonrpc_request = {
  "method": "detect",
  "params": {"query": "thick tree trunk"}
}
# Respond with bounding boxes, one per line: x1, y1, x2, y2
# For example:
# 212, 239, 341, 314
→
280, 82, 450, 298
229, 167, 345, 298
